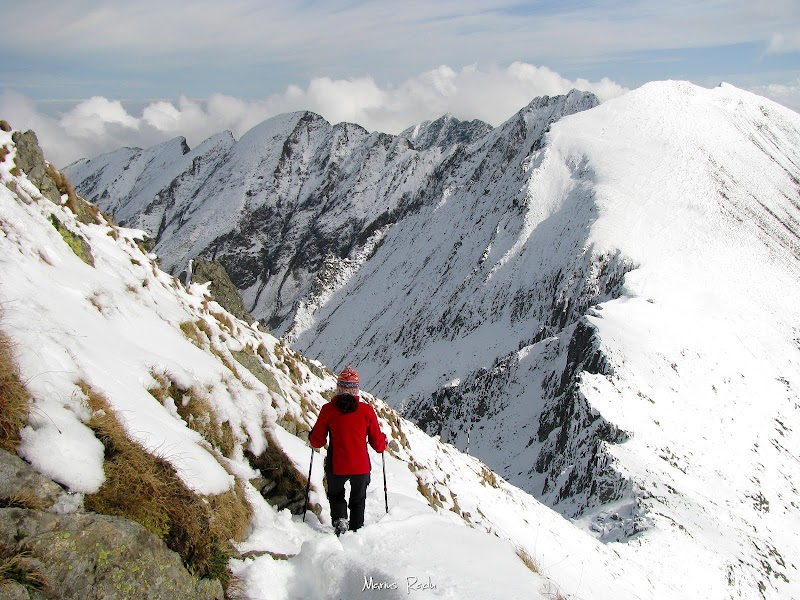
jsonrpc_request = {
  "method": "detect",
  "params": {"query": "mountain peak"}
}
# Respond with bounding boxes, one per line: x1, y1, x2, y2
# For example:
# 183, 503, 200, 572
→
399, 113, 493, 150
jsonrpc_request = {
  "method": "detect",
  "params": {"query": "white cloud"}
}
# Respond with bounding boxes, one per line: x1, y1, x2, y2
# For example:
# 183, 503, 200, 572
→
745, 79, 800, 113
60, 96, 140, 137
4, 62, 799, 171
766, 31, 800, 55
0, 63, 632, 168
2, 64, 797, 172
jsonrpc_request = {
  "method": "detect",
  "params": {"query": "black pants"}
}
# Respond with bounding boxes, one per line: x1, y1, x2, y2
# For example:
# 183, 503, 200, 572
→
326, 457, 371, 530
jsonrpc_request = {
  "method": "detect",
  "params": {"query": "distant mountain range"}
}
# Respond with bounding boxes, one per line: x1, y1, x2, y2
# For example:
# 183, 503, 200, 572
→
65, 81, 800, 597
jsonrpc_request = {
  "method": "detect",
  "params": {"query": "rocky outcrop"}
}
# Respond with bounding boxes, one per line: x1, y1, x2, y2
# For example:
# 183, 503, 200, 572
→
188, 258, 257, 324
0, 508, 224, 600
534, 320, 642, 536
0, 449, 65, 509
11, 130, 62, 205
399, 114, 493, 150
0, 449, 223, 599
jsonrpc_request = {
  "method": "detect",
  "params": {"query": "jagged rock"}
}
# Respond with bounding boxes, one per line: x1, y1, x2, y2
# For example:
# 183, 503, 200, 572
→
399, 114, 493, 150
0, 448, 65, 509
232, 351, 281, 394
0, 507, 223, 600
189, 258, 256, 324
10, 130, 62, 205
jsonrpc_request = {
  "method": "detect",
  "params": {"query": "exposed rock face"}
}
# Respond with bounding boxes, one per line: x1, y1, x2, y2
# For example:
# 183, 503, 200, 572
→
11, 130, 62, 205
0, 508, 223, 600
0, 449, 223, 599
399, 114, 493, 150
0, 449, 65, 509
188, 258, 256, 324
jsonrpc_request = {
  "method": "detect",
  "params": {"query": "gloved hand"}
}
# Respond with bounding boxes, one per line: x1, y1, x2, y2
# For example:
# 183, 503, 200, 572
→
388, 439, 400, 452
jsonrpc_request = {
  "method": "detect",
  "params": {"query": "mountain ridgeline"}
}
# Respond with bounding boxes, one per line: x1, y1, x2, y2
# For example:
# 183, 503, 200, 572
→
66, 81, 800, 598
65, 88, 618, 513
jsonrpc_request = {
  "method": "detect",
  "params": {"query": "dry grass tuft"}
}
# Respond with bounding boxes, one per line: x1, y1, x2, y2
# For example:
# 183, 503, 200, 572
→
0, 546, 49, 594
210, 310, 235, 334
45, 163, 78, 214
79, 382, 251, 587
207, 477, 252, 544
148, 370, 237, 457
374, 404, 409, 449
221, 571, 248, 600
515, 546, 540, 574
480, 465, 500, 488
0, 493, 49, 511
273, 341, 305, 385
0, 327, 32, 452
82, 381, 175, 538
180, 320, 208, 348
415, 477, 445, 509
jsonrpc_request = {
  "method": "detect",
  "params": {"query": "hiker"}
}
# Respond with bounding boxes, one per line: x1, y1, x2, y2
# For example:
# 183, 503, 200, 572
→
309, 366, 389, 535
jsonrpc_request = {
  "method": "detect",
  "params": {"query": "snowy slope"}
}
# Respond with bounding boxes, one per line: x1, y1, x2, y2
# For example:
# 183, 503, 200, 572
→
65, 111, 453, 332
62, 82, 800, 598
295, 81, 800, 597
0, 127, 680, 599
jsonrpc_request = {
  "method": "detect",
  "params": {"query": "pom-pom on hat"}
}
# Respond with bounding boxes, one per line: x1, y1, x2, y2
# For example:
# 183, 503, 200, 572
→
337, 366, 360, 396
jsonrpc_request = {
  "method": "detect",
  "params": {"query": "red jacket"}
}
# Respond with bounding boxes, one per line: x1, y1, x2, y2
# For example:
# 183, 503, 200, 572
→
310, 396, 388, 475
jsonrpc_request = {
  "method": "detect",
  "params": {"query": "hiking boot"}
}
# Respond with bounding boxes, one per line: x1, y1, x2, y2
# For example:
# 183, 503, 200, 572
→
334, 518, 349, 536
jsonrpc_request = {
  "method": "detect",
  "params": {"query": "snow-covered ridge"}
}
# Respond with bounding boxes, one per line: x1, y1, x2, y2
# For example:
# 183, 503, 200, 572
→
60, 81, 800, 599
1, 125, 672, 599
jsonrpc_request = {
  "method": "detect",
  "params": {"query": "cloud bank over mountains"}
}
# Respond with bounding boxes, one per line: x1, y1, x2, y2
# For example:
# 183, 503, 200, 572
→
2, 63, 629, 167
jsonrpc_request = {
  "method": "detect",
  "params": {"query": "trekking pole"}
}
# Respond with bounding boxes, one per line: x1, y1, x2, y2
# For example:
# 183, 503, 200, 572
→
303, 448, 314, 522
382, 453, 389, 514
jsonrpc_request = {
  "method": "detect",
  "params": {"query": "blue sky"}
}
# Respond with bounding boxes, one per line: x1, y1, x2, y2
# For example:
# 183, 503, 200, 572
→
2, 0, 799, 166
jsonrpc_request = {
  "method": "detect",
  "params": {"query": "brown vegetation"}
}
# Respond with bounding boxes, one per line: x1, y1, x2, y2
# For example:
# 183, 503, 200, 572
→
148, 369, 238, 457
45, 163, 78, 214
0, 546, 49, 595
515, 546, 540, 574
80, 382, 252, 587
480, 465, 500, 488
246, 428, 307, 504
0, 493, 49, 511
0, 327, 32, 452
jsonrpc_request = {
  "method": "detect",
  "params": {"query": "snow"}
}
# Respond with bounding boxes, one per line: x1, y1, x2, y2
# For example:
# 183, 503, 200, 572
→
285, 81, 800, 598
7, 80, 800, 599
235, 508, 544, 600
1, 126, 656, 599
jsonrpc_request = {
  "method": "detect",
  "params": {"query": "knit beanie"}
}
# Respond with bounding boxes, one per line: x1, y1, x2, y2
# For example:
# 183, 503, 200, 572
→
336, 366, 360, 397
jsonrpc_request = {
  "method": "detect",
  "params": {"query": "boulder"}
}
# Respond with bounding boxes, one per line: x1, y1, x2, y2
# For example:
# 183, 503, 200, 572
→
0, 507, 223, 599
0, 448, 64, 509
0, 449, 223, 599
10, 130, 62, 204
189, 258, 256, 324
